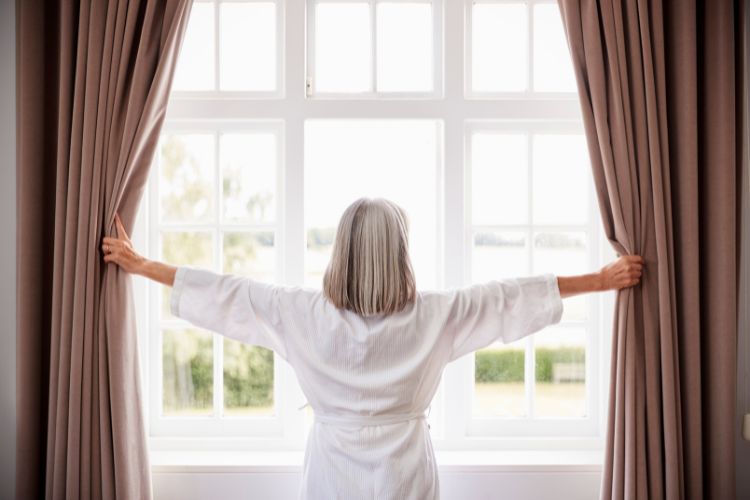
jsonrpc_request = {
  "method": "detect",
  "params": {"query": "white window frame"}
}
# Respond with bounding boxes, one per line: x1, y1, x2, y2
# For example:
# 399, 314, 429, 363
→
305, 0, 444, 99
134, 0, 613, 453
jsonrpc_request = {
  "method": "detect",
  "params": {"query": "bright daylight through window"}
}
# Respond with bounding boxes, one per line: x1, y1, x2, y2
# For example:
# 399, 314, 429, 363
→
136, 0, 613, 450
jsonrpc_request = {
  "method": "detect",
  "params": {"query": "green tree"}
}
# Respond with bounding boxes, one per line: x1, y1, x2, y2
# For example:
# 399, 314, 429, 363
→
160, 135, 213, 222
223, 340, 274, 410
162, 329, 213, 413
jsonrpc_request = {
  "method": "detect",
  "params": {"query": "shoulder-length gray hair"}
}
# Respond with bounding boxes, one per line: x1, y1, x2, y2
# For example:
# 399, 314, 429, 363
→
323, 198, 416, 316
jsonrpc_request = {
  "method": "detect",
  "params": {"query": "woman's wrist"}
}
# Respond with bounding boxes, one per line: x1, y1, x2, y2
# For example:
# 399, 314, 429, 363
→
594, 271, 608, 292
136, 258, 178, 286
133, 257, 152, 277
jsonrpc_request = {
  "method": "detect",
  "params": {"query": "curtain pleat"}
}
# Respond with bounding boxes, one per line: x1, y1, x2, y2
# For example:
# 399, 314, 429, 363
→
17, 1, 193, 498
557, 1, 743, 499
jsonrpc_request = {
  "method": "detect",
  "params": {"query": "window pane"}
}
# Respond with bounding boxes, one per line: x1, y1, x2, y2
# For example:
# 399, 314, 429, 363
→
376, 2, 432, 92
533, 232, 588, 321
159, 133, 215, 223
172, 2, 215, 90
471, 3, 527, 92
534, 327, 586, 417
222, 231, 277, 418
533, 4, 576, 92
474, 339, 527, 417
315, 3, 371, 92
220, 133, 276, 224
472, 231, 528, 282
162, 328, 214, 416
223, 340, 274, 416
532, 134, 590, 225
305, 227, 335, 289
161, 231, 213, 319
304, 120, 439, 288
471, 133, 528, 225
223, 231, 275, 282
220, 2, 277, 91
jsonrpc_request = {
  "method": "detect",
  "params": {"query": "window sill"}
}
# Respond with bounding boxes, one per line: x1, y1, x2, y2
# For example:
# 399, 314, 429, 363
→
150, 449, 603, 474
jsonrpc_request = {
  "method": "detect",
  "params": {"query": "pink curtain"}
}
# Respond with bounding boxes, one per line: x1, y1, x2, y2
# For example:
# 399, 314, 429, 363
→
557, 0, 744, 498
17, 1, 192, 498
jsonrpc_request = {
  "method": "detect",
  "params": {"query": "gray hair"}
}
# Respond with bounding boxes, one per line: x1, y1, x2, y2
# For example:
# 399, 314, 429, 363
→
323, 198, 416, 316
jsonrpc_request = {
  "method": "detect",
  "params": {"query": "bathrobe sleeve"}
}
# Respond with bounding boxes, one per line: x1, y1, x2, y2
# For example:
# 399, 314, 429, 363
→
445, 273, 563, 362
170, 266, 289, 360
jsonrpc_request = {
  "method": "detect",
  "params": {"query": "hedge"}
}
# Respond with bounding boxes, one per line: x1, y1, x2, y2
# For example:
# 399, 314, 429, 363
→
163, 336, 274, 412
475, 347, 585, 383
223, 343, 274, 409
164, 343, 586, 413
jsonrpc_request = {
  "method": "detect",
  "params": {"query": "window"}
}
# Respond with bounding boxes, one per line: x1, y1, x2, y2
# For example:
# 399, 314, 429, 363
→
145, 124, 284, 438
172, 1, 282, 94
135, 0, 613, 452
304, 120, 440, 288
467, 1, 576, 94
466, 124, 600, 437
307, 0, 441, 95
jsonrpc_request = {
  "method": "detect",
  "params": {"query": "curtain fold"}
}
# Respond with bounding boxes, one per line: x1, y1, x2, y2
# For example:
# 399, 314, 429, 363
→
557, 0, 744, 499
17, 1, 192, 498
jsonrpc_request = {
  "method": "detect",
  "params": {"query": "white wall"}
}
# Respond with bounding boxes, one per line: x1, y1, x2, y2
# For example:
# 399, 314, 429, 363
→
153, 469, 602, 500
0, 0, 16, 498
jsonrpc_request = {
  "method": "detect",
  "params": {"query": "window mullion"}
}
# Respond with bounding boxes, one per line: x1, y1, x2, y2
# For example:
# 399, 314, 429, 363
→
526, 132, 535, 418
282, 0, 309, 445
432, 0, 443, 96
149, 153, 163, 436
591, 175, 609, 434
463, 0, 472, 95
527, 0, 534, 92
213, 131, 223, 419
305, 0, 315, 96
214, 0, 220, 91
441, 0, 468, 445
370, 0, 377, 92
526, 336, 535, 418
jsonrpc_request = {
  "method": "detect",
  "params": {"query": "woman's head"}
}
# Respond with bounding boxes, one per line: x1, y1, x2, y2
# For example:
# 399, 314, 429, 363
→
323, 198, 416, 316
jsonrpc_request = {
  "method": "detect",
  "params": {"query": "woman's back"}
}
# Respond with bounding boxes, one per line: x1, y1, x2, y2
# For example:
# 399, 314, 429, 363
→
289, 290, 446, 418
291, 290, 443, 499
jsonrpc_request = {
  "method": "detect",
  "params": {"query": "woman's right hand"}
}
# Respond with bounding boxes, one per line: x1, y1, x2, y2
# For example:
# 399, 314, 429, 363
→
599, 255, 644, 290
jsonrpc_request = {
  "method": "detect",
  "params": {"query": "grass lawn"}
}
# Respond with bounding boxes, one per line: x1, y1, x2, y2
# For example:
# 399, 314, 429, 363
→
162, 405, 275, 417
474, 382, 586, 418
163, 383, 586, 419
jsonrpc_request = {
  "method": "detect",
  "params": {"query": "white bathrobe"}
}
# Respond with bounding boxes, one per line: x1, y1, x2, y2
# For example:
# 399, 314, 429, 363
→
171, 266, 564, 500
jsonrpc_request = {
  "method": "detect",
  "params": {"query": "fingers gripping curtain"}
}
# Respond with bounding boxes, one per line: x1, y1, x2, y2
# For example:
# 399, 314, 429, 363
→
556, 1, 743, 499
17, 1, 192, 498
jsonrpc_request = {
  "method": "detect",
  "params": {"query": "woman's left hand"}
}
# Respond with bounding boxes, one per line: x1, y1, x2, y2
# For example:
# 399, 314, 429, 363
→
101, 213, 146, 274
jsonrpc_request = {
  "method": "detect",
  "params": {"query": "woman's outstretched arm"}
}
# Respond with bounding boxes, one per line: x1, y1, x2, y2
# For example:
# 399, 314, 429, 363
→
101, 212, 289, 358
101, 213, 176, 286
557, 255, 644, 298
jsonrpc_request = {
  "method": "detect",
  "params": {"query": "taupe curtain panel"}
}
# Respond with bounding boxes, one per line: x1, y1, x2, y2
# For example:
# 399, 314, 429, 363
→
557, 1, 744, 499
17, 1, 192, 498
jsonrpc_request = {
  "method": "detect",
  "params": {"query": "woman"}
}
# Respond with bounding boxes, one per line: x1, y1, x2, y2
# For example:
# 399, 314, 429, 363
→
102, 198, 643, 500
